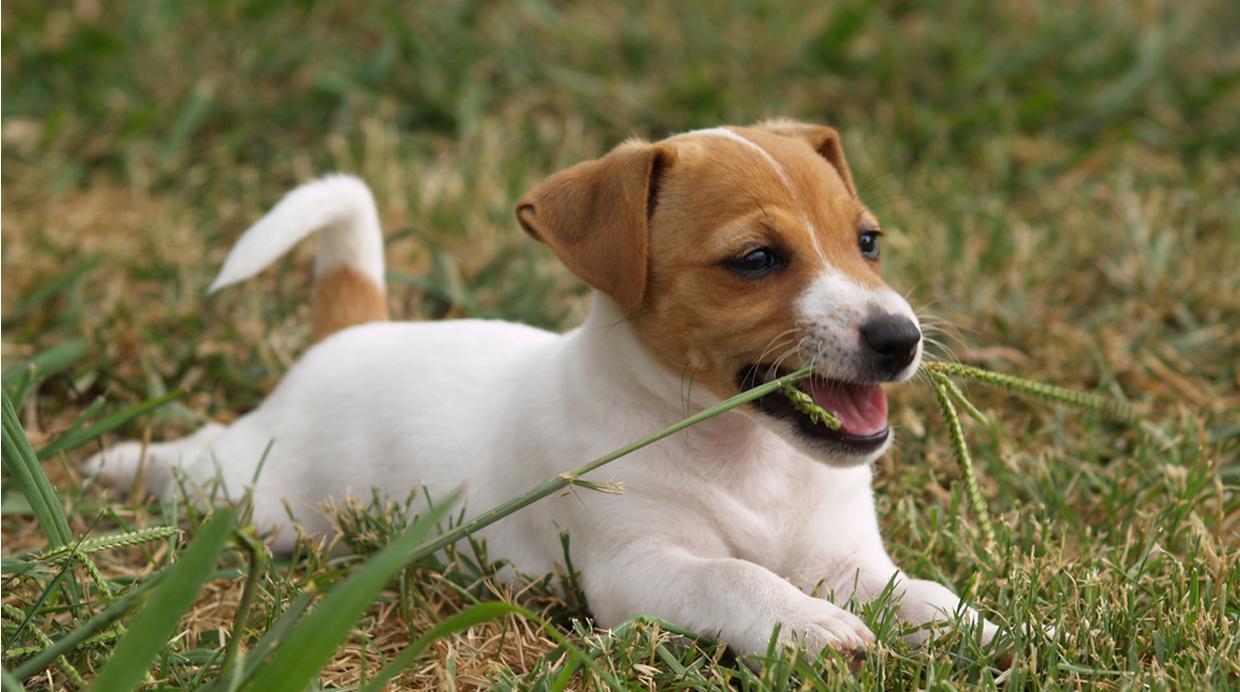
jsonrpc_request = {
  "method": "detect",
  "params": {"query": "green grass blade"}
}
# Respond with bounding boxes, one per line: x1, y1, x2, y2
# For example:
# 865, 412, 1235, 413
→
34, 396, 107, 460
241, 495, 459, 692
3, 368, 38, 414
4, 562, 75, 649
1, 391, 73, 548
2, 339, 90, 407
10, 572, 165, 681
37, 390, 184, 460
232, 592, 314, 685
530, 609, 626, 689
549, 657, 582, 692
2, 255, 100, 326
91, 508, 237, 692
1, 665, 26, 692
220, 530, 266, 677
1, 557, 39, 578
1, 604, 85, 687
363, 602, 624, 692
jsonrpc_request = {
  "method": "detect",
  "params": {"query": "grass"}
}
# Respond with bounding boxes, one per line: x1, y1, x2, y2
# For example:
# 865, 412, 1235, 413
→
3, 0, 1239, 688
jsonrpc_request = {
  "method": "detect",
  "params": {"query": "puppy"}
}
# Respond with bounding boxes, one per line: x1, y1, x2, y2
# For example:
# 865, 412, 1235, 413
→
87, 120, 998, 658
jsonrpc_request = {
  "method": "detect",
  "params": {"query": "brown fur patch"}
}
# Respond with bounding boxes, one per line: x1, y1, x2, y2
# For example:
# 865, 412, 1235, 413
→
311, 267, 389, 342
516, 120, 895, 401
515, 141, 675, 312
629, 123, 886, 398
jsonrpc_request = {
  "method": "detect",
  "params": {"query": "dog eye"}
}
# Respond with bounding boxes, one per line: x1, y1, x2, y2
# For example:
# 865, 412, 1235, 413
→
859, 231, 881, 260
727, 248, 782, 277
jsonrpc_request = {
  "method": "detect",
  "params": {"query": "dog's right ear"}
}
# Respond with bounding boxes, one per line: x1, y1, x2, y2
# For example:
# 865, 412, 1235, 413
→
516, 142, 675, 313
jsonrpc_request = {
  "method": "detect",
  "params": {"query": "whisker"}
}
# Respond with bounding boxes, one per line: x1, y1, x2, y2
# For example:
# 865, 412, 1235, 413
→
752, 328, 803, 368
766, 336, 810, 382
922, 336, 960, 364
914, 309, 974, 360
684, 367, 700, 419
678, 360, 697, 417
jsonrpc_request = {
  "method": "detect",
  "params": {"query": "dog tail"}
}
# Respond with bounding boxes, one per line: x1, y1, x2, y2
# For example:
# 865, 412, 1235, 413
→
208, 174, 389, 341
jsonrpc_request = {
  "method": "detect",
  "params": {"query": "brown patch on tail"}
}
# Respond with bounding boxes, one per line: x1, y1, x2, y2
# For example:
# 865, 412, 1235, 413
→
311, 266, 389, 342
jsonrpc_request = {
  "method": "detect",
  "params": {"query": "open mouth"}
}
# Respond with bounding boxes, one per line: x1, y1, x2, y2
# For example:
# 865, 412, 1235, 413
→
738, 365, 890, 454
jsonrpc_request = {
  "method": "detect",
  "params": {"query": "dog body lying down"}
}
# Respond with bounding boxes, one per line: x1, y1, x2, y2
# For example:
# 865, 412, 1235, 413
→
88, 120, 997, 657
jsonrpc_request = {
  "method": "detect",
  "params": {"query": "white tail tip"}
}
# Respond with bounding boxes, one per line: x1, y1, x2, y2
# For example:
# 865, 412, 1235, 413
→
208, 174, 383, 294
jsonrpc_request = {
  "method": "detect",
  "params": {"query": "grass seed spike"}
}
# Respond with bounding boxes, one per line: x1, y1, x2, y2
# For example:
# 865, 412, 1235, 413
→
778, 381, 843, 430
771, 359, 1131, 546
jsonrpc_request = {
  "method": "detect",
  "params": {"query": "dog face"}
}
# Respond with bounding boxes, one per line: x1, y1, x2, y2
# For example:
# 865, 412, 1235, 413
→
517, 120, 921, 466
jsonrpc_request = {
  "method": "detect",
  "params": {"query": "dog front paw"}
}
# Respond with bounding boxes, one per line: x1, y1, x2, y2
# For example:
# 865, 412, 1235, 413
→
777, 598, 875, 662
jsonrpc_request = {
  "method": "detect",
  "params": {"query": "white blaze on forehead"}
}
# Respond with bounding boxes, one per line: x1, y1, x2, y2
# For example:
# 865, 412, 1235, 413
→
674, 127, 828, 262
801, 215, 826, 263
678, 127, 795, 190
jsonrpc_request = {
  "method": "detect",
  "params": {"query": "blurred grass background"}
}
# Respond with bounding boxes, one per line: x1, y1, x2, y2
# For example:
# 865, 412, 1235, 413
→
3, 0, 1239, 688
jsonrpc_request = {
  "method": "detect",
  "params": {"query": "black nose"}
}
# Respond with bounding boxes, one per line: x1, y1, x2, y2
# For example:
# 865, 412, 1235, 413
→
860, 314, 921, 372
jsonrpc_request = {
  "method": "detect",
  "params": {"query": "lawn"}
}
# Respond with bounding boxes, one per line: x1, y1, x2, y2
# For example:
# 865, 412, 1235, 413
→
2, 1, 1238, 689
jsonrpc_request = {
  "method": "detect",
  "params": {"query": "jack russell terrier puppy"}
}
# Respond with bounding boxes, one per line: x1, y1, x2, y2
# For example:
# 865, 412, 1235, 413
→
87, 119, 999, 659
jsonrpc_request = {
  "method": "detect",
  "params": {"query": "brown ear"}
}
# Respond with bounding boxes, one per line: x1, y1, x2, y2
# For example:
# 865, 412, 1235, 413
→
516, 141, 675, 312
753, 119, 857, 197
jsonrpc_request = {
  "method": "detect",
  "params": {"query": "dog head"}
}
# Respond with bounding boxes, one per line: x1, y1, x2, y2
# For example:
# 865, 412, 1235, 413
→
517, 120, 921, 466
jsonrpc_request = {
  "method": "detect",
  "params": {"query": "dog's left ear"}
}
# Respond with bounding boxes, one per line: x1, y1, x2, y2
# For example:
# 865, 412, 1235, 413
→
753, 119, 857, 197
516, 141, 675, 313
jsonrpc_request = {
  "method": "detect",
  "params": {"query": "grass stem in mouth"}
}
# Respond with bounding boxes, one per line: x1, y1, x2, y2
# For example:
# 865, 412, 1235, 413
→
778, 382, 843, 430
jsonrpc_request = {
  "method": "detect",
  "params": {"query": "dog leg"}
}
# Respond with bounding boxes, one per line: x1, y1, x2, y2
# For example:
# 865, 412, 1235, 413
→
877, 574, 999, 645
821, 554, 999, 645
82, 422, 227, 497
586, 545, 875, 659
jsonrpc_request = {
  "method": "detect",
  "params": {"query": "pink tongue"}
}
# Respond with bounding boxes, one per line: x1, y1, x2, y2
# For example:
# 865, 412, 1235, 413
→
804, 379, 889, 436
